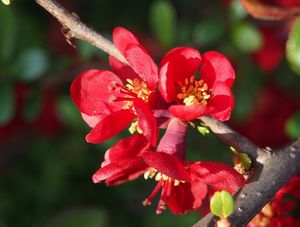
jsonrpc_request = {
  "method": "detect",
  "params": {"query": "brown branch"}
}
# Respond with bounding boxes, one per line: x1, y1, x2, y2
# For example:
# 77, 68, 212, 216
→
193, 138, 300, 227
200, 116, 262, 160
35, 0, 127, 64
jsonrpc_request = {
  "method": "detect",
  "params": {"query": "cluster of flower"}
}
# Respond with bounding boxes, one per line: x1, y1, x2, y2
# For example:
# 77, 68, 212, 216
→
70, 27, 245, 214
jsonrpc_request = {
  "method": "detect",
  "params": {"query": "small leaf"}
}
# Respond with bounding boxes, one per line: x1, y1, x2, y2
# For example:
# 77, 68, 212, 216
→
231, 22, 262, 53
286, 111, 300, 139
197, 125, 210, 136
210, 191, 234, 219
230, 146, 252, 171
150, 1, 176, 48
229, 0, 247, 21
0, 80, 15, 125
12, 48, 49, 82
193, 19, 224, 46
286, 18, 300, 75
0, 4, 16, 62
57, 96, 85, 129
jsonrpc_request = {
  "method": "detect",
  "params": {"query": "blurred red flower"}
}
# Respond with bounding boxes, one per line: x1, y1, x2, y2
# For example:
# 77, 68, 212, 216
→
159, 47, 235, 121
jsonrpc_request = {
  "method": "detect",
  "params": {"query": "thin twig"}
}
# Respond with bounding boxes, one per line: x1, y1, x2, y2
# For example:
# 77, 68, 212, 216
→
36, 0, 127, 64
200, 116, 262, 160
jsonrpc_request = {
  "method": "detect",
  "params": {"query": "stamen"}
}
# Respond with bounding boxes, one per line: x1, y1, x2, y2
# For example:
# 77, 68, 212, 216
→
128, 121, 143, 134
177, 76, 211, 106
142, 180, 163, 206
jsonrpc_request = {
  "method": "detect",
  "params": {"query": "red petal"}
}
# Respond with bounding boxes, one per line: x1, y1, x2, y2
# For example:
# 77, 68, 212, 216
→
159, 62, 177, 102
201, 51, 235, 89
169, 104, 207, 121
160, 47, 202, 84
86, 109, 135, 144
109, 56, 140, 82
124, 44, 158, 89
157, 118, 187, 159
70, 70, 123, 115
92, 157, 147, 186
113, 27, 140, 55
208, 81, 234, 121
133, 99, 158, 146
166, 180, 207, 214
142, 152, 190, 181
101, 134, 150, 167
81, 113, 103, 128
191, 162, 245, 194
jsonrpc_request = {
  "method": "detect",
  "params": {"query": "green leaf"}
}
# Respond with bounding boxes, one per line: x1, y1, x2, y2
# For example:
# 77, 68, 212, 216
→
57, 96, 84, 129
286, 18, 300, 75
12, 48, 49, 82
229, 0, 247, 21
231, 22, 262, 53
43, 208, 107, 227
193, 19, 224, 46
0, 80, 15, 125
0, 4, 17, 62
22, 90, 42, 123
286, 111, 300, 139
197, 125, 210, 136
210, 191, 234, 219
150, 1, 176, 48
230, 146, 252, 171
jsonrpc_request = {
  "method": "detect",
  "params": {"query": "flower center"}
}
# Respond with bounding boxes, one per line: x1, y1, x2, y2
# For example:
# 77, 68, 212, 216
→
142, 167, 185, 214
177, 76, 211, 106
125, 78, 151, 102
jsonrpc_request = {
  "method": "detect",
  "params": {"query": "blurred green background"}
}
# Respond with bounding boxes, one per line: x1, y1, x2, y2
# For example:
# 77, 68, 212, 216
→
1, 0, 300, 226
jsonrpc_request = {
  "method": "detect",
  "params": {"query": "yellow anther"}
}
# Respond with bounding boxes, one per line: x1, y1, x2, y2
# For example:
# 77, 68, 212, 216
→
128, 121, 143, 134
177, 76, 211, 106
155, 173, 162, 181
174, 180, 181, 186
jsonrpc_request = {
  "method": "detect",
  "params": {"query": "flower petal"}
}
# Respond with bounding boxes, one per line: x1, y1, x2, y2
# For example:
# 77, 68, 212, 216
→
201, 51, 235, 89
81, 113, 104, 128
169, 104, 207, 121
86, 109, 135, 144
157, 118, 187, 159
165, 180, 207, 214
101, 134, 150, 167
92, 157, 147, 186
191, 162, 245, 194
208, 81, 234, 121
113, 26, 140, 54
142, 152, 190, 181
70, 70, 123, 115
109, 56, 140, 82
133, 98, 158, 146
160, 47, 202, 84
159, 62, 177, 102
124, 44, 158, 89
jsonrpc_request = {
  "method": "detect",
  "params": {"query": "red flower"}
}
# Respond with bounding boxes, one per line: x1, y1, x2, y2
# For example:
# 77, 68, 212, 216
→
159, 47, 235, 121
252, 27, 286, 72
93, 119, 245, 214
71, 27, 158, 146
